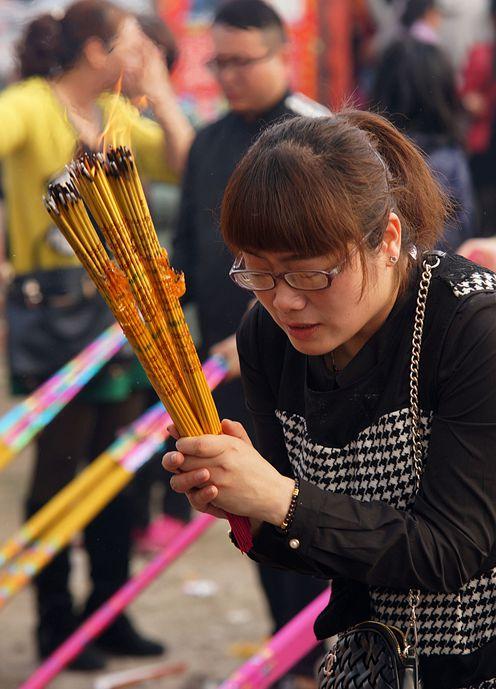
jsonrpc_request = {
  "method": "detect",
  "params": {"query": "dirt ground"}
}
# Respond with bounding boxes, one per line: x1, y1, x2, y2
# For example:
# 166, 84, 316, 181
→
0, 367, 272, 689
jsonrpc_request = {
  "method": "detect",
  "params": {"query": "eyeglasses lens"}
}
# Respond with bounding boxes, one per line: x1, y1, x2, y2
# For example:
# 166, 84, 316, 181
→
285, 272, 329, 289
233, 272, 275, 290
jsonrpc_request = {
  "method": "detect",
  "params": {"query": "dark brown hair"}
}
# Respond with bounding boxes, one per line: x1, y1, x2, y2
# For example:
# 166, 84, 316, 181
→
221, 110, 449, 284
17, 0, 127, 79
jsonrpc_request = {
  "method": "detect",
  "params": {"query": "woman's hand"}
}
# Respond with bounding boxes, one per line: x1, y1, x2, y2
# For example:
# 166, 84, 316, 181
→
123, 30, 194, 175
162, 419, 295, 526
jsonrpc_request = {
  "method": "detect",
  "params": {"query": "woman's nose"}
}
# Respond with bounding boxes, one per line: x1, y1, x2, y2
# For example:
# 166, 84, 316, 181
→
271, 281, 306, 312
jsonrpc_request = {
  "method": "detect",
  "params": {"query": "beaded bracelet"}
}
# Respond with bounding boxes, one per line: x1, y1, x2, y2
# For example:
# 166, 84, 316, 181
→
279, 478, 300, 532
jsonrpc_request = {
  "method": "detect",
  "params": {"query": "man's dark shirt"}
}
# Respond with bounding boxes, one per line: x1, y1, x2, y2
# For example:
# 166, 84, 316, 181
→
173, 92, 329, 351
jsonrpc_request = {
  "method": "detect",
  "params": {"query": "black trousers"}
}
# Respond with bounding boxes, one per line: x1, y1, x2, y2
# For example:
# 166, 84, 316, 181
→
25, 391, 146, 633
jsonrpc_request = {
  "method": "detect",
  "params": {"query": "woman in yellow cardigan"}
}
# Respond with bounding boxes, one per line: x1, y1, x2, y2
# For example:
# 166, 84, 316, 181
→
0, 0, 193, 670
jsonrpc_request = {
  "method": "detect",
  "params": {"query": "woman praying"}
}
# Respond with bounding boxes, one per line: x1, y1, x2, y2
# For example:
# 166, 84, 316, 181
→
163, 112, 495, 689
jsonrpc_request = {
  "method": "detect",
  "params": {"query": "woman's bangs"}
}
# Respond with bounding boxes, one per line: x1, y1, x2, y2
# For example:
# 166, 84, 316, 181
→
221, 147, 351, 261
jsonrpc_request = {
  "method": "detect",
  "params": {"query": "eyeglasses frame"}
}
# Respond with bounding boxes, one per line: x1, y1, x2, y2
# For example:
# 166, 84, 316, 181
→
229, 255, 343, 292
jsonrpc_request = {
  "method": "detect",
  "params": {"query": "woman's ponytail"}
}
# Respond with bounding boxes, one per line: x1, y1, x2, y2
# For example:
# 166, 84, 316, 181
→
341, 109, 450, 254
17, 0, 127, 80
17, 14, 65, 78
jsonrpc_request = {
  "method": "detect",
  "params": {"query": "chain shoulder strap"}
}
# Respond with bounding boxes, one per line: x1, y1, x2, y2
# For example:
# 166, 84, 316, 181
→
407, 250, 443, 653
410, 252, 442, 488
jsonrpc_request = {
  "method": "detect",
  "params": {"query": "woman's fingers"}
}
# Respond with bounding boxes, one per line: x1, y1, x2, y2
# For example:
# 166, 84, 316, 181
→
188, 484, 219, 512
175, 434, 225, 457
162, 450, 185, 473
221, 418, 253, 446
170, 468, 210, 493
166, 423, 180, 440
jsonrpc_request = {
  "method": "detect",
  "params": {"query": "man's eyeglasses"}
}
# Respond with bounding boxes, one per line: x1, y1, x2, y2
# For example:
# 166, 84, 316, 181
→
206, 50, 274, 74
229, 255, 342, 292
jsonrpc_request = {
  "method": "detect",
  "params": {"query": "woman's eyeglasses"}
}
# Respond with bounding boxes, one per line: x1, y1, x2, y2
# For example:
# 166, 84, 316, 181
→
229, 255, 342, 292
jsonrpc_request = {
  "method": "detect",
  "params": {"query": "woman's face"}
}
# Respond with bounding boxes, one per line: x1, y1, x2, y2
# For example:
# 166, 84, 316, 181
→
95, 17, 145, 87
244, 216, 402, 359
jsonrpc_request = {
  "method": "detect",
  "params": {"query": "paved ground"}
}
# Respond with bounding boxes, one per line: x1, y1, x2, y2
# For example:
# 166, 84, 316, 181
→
0, 371, 272, 689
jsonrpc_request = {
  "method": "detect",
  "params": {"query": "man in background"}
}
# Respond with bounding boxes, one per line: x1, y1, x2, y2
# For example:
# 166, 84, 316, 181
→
173, 2, 329, 686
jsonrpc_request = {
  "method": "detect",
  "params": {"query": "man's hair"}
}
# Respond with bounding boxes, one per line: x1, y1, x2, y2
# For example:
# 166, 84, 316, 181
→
214, 0, 286, 42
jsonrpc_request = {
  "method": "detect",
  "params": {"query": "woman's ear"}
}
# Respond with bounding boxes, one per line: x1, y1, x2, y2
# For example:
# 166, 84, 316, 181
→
83, 37, 109, 71
381, 211, 402, 264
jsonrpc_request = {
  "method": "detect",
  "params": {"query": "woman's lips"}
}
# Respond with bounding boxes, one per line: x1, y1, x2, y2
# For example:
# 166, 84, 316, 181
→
285, 322, 320, 341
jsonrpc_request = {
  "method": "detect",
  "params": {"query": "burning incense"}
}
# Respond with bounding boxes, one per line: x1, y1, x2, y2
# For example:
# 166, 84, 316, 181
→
44, 147, 253, 551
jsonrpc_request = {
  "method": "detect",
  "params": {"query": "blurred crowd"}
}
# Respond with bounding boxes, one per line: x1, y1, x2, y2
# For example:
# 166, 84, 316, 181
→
0, 0, 496, 687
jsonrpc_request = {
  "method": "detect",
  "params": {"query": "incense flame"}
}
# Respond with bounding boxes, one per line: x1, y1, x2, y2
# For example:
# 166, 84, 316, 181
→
99, 74, 132, 152
132, 95, 149, 112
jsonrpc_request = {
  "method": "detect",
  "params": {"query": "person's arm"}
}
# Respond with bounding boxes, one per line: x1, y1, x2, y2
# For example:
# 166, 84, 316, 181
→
210, 300, 257, 380
460, 44, 493, 119
127, 40, 193, 179
0, 85, 29, 158
249, 294, 496, 593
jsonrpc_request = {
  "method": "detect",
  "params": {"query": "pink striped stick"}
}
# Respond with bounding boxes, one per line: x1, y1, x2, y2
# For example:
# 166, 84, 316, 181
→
218, 589, 330, 689
19, 514, 215, 689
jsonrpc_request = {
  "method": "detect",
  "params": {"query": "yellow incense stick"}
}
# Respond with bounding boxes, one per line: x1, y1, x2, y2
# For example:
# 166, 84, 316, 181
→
0, 464, 132, 608
0, 454, 117, 566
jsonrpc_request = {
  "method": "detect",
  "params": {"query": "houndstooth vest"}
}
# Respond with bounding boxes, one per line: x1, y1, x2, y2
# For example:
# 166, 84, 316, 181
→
276, 267, 496, 660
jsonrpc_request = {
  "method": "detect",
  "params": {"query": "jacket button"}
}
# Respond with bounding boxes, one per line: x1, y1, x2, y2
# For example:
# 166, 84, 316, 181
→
289, 538, 300, 550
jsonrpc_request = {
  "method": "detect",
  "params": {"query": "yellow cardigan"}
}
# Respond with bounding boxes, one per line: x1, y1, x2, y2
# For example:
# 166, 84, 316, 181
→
0, 77, 176, 275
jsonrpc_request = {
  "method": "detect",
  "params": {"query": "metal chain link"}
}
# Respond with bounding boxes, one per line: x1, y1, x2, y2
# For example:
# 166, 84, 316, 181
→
407, 252, 442, 652
410, 253, 441, 489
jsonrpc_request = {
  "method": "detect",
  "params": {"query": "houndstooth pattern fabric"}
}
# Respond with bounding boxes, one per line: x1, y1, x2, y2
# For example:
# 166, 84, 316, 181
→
447, 270, 496, 298
276, 408, 496, 657
275, 408, 431, 510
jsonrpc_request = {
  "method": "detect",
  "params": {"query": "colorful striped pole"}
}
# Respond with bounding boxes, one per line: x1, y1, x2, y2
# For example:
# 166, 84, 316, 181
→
19, 514, 215, 689
0, 357, 227, 606
0, 324, 126, 469
218, 589, 330, 689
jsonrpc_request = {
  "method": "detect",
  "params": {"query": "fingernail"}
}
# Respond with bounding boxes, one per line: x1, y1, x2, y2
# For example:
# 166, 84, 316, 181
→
169, 452, 178, 465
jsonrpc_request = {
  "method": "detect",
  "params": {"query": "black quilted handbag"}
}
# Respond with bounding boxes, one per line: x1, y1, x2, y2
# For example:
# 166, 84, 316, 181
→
318, 253, 445, 689
319, 620, 421, 689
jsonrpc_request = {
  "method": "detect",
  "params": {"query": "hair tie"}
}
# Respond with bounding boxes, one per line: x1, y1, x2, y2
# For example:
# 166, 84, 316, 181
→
51, 8, 65, 21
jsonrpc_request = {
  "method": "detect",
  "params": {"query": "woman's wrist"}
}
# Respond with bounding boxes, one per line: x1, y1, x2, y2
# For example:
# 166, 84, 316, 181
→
263, 475, 298, 527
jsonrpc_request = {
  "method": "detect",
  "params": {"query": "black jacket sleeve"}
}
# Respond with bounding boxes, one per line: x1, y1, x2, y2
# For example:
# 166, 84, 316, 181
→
238, 296, 496, 593
171, 135, 199, 305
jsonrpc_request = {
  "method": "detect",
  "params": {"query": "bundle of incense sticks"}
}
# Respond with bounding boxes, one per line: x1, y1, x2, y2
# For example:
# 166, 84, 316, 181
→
44, 147, 252, 552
